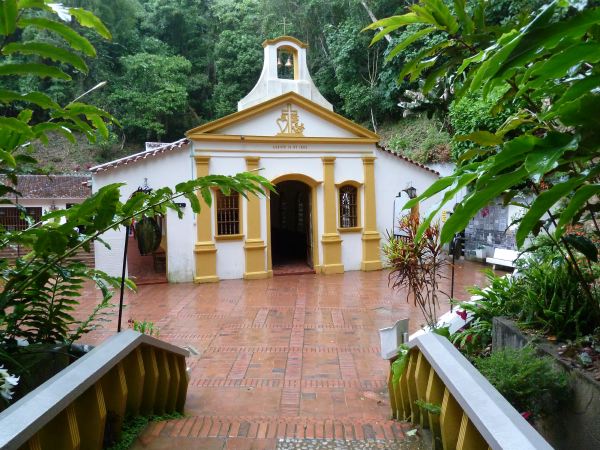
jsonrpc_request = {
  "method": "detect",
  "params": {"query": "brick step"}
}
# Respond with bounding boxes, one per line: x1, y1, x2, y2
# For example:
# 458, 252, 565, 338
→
145, 416, 414, 442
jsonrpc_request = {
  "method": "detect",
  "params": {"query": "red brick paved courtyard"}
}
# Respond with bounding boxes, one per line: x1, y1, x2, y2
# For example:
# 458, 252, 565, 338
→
79, 261, 492, 449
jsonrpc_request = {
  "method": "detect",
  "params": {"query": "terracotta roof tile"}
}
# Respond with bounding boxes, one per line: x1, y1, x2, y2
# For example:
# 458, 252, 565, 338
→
90, 138, 190, 173
2, 175, 91, 199
376, 145, 440, 176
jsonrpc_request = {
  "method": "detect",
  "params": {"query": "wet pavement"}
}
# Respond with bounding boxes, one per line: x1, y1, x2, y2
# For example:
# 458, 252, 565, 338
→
76, 261, 491, 449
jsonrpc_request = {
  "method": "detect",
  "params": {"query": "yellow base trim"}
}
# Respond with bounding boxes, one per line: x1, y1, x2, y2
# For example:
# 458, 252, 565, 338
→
194, 275, 219, 284
361, 260, 383, 271
244, 239, 267, 276
321, 233, 343, 244
361, 231, 381, 241
243, 271, 270, 280
338, 226, 363, 233
321, 263, 344, 274
215, 234, 244, 241
194, 242, 217, 253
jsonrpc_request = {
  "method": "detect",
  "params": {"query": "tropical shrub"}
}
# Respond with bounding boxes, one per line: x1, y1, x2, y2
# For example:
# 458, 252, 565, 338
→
475, 347, 568, 418
514, 254, 599, 339
383, 215, 447, 329
452, 271, 518, 356
366, 0, 600, 322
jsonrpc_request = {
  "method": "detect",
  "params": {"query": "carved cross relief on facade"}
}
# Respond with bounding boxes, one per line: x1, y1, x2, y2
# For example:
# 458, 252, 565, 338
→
276, 103, 305, 137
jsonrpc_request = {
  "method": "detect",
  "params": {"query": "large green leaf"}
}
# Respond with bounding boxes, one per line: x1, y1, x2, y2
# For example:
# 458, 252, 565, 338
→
0, 116, 34, 137
455, 131, 502, 146
493, 5, 600, 85
516, 177, 585, 247
524, 133, 579, 179
0, 62, 70, 79
0, 0, 17, 35
18, 17, 95, 56
385, 26, 437, 61
550, 75, 600, 112
453, 0, 474, 35
364, 13, 422, 44
550, 93, 600, 129
563, 234, 598, 262
415, 171, 479, 240
3, 42, 88, 73
398, 40, 453, 81
555, 184, 600, 236
441, 166, 529, 243
0, 89, 60, 109
523, 42, 600, 90
424, 0, 458, 33
476, 135, 537, 186
68, 8, 111, 40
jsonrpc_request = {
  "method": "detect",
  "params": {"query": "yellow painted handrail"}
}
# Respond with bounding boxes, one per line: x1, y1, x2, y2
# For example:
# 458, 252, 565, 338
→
0, 330, 189, 450
389, 333, 552, 450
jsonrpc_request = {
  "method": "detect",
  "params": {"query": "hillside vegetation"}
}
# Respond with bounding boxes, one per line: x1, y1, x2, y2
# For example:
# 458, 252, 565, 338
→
3, 0, 551, 169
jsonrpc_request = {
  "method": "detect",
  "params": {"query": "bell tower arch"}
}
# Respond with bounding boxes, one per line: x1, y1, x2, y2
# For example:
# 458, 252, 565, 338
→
238, 36, 333, 111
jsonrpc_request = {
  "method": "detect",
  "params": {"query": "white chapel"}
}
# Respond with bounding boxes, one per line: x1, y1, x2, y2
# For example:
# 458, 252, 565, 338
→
91, 36, 441, 283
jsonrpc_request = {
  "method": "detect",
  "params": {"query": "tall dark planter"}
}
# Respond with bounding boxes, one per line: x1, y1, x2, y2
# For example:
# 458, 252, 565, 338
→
135, 217, 161, 255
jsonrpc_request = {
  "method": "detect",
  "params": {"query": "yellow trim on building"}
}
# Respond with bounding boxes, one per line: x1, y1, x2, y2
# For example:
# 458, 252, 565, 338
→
244, 157, 269, 279
186, 92, 379, 141
212, 187, 244, 241
193, 156, 218, 283
321, 157, 344, 274
336, 180, 362, 232
262, 36, 308, 49
361, 156, 382, 271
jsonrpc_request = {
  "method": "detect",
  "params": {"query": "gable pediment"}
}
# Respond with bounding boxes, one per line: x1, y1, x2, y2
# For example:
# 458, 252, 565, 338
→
186, 92, 378, 143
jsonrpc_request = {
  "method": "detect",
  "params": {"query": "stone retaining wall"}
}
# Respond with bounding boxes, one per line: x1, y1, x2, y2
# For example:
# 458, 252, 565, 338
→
492, 317, 600, 450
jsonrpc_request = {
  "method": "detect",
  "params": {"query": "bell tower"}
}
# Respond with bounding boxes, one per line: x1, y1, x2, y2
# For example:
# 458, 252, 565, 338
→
238, 36, 333, 111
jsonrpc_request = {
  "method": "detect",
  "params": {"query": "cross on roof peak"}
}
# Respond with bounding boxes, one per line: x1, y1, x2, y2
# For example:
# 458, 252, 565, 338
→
278, 17, 292, 34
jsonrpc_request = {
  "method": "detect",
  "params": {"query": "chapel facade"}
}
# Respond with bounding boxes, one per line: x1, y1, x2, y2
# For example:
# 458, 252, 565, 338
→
91, 37, 440, 283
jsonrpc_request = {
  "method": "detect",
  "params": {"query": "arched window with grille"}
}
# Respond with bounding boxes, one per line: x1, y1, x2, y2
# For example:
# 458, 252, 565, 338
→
215, 190, 242, 238
338, 183, 361, 230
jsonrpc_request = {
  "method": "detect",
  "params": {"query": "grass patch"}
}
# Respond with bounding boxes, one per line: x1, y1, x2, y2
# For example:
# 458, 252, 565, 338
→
378, 116, 451, 164
106, 412, 184, 450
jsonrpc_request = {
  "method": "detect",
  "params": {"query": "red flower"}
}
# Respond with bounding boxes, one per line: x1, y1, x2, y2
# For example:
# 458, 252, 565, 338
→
521, 411, 532, 421
456, 310, 468, 321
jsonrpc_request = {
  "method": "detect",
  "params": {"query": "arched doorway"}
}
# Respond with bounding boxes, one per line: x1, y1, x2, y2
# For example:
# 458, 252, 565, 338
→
270, 180, 314, 275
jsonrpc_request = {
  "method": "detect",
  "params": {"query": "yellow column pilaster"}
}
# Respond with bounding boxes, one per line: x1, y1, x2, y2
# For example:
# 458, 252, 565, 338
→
194, 156, 218, 283
244, 156, 269, 279
321, 156, 344, 274
361, 156, 382, 271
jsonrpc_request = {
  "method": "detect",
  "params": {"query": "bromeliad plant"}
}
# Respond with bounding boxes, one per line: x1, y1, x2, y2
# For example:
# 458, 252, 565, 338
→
366, 1, 600, 316
0, 1, 273, 402
383, 215, 447, 329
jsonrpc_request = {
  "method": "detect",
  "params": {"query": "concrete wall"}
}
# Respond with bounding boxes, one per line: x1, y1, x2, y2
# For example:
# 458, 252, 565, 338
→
493, 317, 600, 450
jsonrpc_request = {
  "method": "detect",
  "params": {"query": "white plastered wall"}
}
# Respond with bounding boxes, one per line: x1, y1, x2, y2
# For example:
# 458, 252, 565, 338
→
195, 144, 376, 276
92, 147, 195, 282
375, 149, 444, 257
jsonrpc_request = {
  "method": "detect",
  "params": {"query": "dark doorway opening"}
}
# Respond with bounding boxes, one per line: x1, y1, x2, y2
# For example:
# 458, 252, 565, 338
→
126, 216, 168, 285
270, 180, 314, 275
